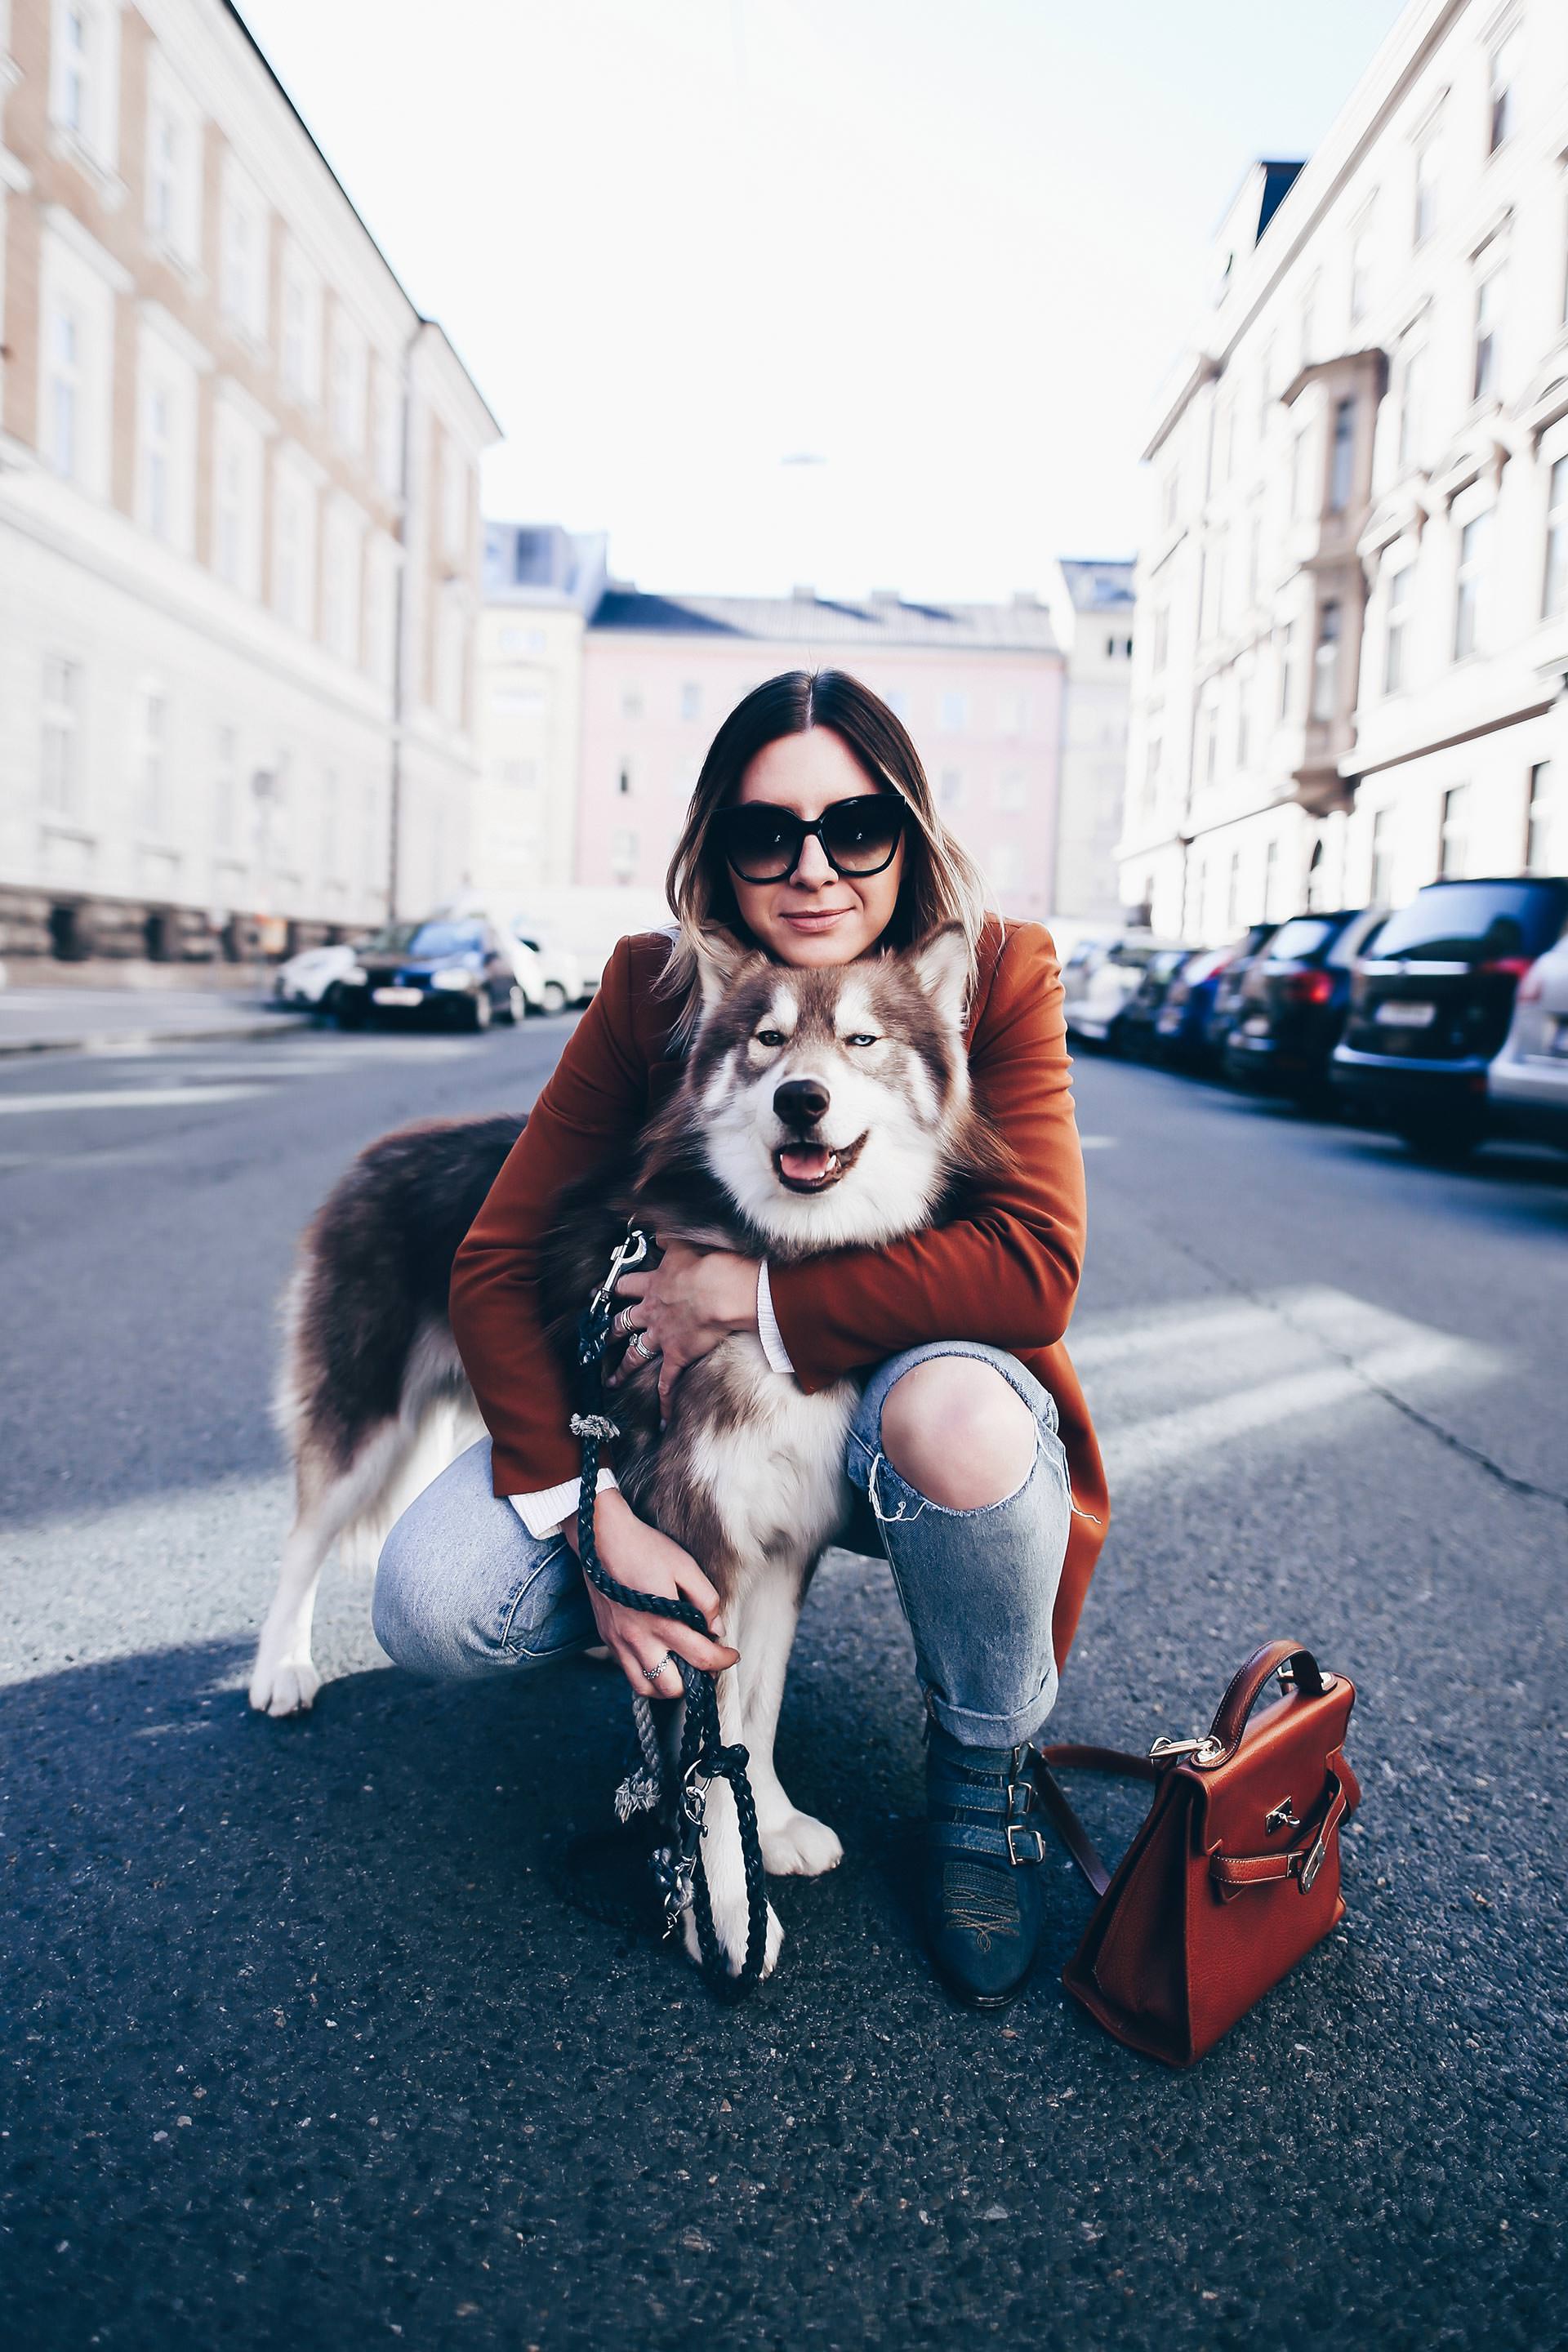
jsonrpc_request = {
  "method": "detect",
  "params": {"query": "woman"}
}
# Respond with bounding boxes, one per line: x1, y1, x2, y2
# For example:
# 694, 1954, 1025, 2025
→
373, 670, 1107, 2009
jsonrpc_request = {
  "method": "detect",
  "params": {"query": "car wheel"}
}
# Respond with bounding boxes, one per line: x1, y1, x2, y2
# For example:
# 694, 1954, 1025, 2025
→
466, 991, 492, 1034
541, 981, 568, 1015
498, 982, 525, 1025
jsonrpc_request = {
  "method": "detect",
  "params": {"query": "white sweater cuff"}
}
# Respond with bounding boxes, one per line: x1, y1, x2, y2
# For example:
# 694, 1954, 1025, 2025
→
755, 1260, 796, 1376
510, 1468, 618, 1540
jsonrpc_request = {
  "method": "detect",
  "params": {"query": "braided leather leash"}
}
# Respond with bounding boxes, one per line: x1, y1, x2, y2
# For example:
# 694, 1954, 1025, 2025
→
570, 1225, 770, 2002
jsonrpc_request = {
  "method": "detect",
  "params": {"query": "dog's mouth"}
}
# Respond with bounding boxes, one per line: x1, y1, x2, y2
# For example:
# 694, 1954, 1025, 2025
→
773, 1134, 867, 1193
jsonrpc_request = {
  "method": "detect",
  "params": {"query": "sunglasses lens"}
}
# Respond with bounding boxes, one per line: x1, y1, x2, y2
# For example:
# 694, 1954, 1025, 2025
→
819, 799, 906, 873
719, 806, 804, 880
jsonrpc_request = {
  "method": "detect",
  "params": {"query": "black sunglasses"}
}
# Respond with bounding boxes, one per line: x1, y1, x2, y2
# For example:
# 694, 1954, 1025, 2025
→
713, 795, 908, 883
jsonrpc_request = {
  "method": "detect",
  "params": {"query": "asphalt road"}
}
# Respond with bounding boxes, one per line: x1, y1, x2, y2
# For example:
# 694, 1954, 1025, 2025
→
3, 1014, 1566, 2350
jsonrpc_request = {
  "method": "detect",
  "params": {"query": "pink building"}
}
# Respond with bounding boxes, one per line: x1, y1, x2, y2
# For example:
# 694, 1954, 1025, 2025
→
577, 586, 1068, 921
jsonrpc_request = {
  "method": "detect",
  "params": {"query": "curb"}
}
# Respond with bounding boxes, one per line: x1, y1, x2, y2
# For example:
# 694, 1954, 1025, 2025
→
0, 1015, 317, 1060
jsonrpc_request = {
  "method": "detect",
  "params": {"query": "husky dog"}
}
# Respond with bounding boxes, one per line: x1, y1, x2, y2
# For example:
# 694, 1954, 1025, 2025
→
250, 925, 1003, 1976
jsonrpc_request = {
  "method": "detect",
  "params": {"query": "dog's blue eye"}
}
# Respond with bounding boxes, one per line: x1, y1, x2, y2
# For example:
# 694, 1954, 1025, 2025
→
845, 1033, 879, 1049
756, 1029, 786, 1048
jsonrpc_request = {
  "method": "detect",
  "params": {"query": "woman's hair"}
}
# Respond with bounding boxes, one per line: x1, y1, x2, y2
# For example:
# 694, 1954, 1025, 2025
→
662, 668, 991, 1028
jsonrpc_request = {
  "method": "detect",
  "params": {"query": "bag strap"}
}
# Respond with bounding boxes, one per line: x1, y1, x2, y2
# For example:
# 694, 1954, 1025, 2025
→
1209, 1768, 1348, 1899
1031, 1743, 1164, 1900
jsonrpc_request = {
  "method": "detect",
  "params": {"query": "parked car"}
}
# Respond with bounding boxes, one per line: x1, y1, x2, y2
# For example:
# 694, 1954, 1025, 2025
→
1488, 932, 1568, 1153
272, 942, 363, 1008
506, 923, 584, 1014
1223, 908, 1386, 1107
1116, 947, 1194, 1061
1063, 934, 1185, 1050
1155, 945, 1242, 1068
1331, 876, 1568, 1159
328, 917, 525, 1031
1202, 922, 1281, 1063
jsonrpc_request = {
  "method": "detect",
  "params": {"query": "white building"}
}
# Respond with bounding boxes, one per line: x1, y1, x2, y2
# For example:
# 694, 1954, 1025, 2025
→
0, 0, 497, 964
1120, 0, 1568, 944
472, 522, 607, 902
1041, 557, 1136, 924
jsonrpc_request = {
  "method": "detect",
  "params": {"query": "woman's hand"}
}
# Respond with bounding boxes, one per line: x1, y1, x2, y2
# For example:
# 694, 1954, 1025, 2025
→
610, 1240, 760, 1418
564, 1486, 737, 1695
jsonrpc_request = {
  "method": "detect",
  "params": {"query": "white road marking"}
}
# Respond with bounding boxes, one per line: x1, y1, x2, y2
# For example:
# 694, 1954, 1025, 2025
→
0, 1085, 263, 1115
1078, 1134, 1118, 1150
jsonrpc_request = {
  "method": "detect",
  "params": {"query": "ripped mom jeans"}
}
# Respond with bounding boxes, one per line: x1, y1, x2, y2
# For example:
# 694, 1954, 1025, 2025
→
372, 1340, 1071, 1750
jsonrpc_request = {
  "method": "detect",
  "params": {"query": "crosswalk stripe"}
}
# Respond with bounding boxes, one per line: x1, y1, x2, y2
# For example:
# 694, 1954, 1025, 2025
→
0, 1085, 263, 1115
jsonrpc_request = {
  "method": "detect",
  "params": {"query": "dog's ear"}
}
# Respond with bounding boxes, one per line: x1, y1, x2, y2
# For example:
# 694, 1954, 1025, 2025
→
911, 924, 971, 1033
693, 927, 757, 1015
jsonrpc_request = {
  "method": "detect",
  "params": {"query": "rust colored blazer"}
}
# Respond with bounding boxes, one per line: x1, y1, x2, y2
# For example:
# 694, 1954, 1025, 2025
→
449, 916, 1108, 1668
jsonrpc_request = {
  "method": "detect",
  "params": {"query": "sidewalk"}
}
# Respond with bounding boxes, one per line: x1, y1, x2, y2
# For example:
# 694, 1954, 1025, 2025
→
0, 973, 314, 1058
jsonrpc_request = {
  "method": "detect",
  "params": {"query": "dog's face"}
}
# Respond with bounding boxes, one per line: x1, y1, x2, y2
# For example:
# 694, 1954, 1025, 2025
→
681, 927, 979, 1254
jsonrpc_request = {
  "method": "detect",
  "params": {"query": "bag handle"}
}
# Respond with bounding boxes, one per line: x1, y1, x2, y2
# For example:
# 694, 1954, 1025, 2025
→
1204, 1642, 1328, 1766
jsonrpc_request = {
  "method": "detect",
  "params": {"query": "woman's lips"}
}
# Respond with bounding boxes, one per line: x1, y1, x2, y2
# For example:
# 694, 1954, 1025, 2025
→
782, 906, 855, 928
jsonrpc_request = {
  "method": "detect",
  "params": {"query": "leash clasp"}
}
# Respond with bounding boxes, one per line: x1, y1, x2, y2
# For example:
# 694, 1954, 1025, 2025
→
588, 1223, 650, 1321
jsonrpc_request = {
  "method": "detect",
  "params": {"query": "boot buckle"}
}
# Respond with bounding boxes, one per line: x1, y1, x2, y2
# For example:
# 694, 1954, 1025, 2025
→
1005, 1820, 1046, 1866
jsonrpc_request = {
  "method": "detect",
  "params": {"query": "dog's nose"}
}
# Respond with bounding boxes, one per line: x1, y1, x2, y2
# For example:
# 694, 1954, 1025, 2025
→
773, 1077, 830, 1128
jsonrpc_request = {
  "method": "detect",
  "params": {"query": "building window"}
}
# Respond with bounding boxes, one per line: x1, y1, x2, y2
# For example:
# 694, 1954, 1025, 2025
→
1349, 224, 1374, 327
321, 509, 362, 666
1291, 425, 1316, 520
141, 382, 174, 541
1235, 678, 1251, 773
940, 692, 969, 733
221, 167, 269, 345
1472, 271, 1504, 404
1490, 30, 1519, 154
1439, 784, 1471, 880
620, 686, 643, 720
996, 770, 1025, 812
1396, 346, 1424, 473
146, 105, 180, 243
1370, 806, 1396, 905
1327, 398, 1356, 514
679, 681, 702, 721
372, 363, 402, 496
995, 691, 1029, 733
1199, 697, 1218, 784
1526, 763, 1561, 874
46, 307, 81, 479
1413, 138, 1441, 247
145, 56, 201, 265
1544, 456, 1568, 618
1277, 619, 1295, 719
1453, 514, 1490, 661
213, 725, 238, 853
939, 768, 963, 808
1263, 836, 1281, 920
1383, 563, 1411, 694
214, 439, 243, 586
329, 316, 366, 454
51, 0, 119, 167
40, 655, 83, 818
617, 761, 632, 797
1310, 603, 1342, 721
272, 469, 316, 634
612, 828, 637, 880
60, 2, 91, 134
136, 688, 168, 836
279, 252, 321, 405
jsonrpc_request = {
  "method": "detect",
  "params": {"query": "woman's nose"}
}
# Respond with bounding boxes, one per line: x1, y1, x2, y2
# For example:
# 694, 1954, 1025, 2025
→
790, 830, 835, 888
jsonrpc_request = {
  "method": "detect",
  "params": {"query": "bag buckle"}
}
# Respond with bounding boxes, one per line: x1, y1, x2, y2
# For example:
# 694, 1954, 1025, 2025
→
1293, 1818, 1331, 1893
1149, 1734, 1225, 1767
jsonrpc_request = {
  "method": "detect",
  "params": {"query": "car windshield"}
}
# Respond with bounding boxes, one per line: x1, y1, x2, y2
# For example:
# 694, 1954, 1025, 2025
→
1267, 918, 1337, 962
404, 922, 485, 959
359, 923, 423, 954
1372, 883, 1566, 961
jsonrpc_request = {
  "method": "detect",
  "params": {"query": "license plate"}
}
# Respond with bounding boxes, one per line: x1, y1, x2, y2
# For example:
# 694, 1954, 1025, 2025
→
1374, 1000, 1436, 1028
1241, 1013, 1270, 1036
372, 986, 425, 1008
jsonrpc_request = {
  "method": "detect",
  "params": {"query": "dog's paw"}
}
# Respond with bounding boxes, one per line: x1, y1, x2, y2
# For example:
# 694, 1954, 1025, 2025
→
759, 1810, 844, 1879
681, 1896, 784, 1981
247, 1655, 321, 1717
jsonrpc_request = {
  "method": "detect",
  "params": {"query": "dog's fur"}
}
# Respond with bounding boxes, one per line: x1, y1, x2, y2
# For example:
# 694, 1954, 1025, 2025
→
250, 925, 1003, 1975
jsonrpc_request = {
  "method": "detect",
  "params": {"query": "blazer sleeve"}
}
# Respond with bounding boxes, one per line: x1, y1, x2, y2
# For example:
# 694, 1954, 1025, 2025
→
448, 933, 648, 1495
765, 924, 1085, 1389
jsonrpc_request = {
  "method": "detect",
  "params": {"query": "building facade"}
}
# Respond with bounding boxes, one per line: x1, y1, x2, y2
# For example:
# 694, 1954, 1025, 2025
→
472, 521, 607, 902
1120, 0, 1568, 944
0, 0, 497, 963
1041, 557, 1135, 924
573, 584, 1069, 923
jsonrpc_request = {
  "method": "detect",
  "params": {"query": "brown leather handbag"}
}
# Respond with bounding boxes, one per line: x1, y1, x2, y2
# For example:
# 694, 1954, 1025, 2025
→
1033, 1642, 1359, 2067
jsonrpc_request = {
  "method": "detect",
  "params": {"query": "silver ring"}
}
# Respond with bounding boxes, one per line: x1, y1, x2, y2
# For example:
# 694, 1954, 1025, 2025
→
628, 1330, 653, 1362
643, 1650, 679, 1686
615, 1305, 634, 1337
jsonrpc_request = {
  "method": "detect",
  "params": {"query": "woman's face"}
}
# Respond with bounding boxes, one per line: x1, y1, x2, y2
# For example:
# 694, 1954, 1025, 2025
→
725, 728, 906, 969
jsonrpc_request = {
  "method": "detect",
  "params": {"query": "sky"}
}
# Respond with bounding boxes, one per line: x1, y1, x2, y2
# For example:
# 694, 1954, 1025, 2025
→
236, 0, 1411, 604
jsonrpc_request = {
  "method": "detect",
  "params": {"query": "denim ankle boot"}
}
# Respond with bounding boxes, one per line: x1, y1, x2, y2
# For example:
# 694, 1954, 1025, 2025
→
923, 1723, 1048, 2009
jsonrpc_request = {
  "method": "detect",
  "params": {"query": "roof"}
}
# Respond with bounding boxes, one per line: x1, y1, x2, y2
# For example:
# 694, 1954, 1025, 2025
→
586, 586, 1062, 655
1056, 559, 1136, 612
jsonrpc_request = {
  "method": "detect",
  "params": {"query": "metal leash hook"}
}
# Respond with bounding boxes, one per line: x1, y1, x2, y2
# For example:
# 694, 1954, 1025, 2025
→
570, 1228, 771, 2001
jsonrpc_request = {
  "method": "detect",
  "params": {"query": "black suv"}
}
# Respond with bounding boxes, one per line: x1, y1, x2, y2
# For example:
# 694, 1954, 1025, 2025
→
1223, 908, 1386, 1108
1331, 876, 1568, 1159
